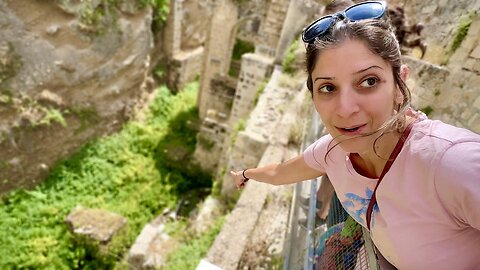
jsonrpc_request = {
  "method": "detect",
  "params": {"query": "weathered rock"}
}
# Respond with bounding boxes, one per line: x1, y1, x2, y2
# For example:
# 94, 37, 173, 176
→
0, 0, 154, 194
65, 206, 128, 258
194, 196, 223, 235
127, 222, 177, 269
36, 89, 65, 107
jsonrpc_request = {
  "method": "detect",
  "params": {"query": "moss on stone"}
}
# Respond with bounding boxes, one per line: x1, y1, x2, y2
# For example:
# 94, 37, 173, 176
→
231, 39, 255, 60
0, 43, 23, 86
421, 105, 434, 116
450, 11, 476, 53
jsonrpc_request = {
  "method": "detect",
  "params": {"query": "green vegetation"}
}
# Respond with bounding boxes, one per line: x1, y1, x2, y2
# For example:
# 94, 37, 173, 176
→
450, 11, 476, 53
68, 106, 100, 133
197, 134, 216, 151
0, 89, 14, 104
0, 42, 23, 85
254, 80, 268, 105
282, 39, 299, 75
421, 105, 434, 116
139, 0, 170, 30
38, 107, 67, 127
288, 121, 303, 146
58, 0, 170, 35
163, 216, 225, 270
231, 39, 255, 61
0, 82, 214, 269
229, 39, 254, 78
230, 118, 246, 145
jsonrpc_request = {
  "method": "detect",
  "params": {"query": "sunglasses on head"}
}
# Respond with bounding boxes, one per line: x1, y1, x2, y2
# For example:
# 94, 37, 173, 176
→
302, 1, 387, 44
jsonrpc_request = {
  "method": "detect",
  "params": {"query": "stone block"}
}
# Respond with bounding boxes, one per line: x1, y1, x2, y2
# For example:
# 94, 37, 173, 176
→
127, 224, 171, 269
463, 58, 476, 71
474, 96, 480, 109
36, 89, 65, 107
421, 5, 436, 14
470, 46, 480, 59
65, 206, 128, 259
474, 60, 480, 74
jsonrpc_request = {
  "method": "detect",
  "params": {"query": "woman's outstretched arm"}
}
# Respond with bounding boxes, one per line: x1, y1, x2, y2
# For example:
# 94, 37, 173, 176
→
230, 154, 325, 188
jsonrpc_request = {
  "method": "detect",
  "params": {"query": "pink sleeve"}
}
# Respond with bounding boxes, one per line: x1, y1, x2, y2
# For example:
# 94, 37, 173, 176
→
434, 141, 480, 230
303, 134, 332, 172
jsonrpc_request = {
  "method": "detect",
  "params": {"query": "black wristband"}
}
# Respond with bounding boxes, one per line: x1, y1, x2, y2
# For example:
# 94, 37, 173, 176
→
242, 169, 249, 182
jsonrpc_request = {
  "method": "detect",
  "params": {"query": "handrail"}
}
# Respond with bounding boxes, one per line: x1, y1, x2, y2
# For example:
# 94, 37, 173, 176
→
283, 109, 378, 269
282, 109, 323, 270
303, 112, 322, 270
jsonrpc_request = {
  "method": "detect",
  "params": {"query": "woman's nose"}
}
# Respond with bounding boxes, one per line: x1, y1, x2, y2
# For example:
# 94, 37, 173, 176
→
336, 88, 360, 118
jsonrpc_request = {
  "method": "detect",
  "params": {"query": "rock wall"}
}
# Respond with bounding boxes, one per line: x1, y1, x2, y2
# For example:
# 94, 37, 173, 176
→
0, 0, 154, 193
403, 12, 480, 133
162, 0, 211, 92
389, 0, 480, 65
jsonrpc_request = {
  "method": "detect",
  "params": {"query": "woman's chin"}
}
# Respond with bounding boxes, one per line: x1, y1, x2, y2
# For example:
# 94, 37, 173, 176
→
334, 137, 371, 154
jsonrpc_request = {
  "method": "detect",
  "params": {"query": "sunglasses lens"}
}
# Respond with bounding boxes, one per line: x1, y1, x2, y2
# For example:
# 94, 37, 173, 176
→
345, 2, 385, 21
303, 17, 334, 43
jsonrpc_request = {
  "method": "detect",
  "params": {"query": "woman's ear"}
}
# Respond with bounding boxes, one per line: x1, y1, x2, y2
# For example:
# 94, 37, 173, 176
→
394, 65, 409, 105
400, 64, 409, 82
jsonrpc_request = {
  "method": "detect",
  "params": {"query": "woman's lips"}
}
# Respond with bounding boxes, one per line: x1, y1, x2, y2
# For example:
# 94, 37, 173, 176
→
336, 124, 367, 135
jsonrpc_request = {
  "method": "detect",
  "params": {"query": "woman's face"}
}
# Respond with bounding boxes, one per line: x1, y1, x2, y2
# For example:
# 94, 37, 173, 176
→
311, 38, 403, 154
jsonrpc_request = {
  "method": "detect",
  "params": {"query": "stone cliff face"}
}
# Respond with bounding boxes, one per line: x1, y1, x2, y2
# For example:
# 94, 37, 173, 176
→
0, 0, 154, 193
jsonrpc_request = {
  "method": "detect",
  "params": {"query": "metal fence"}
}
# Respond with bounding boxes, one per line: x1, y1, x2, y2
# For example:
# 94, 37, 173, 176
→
283, 111, 377, 270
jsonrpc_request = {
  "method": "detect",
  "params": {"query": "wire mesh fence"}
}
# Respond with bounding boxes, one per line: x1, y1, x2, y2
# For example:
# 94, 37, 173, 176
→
313, 192, 372, 270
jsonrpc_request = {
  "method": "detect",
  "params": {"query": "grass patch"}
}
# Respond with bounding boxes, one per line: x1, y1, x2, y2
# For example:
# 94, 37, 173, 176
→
231, 39, 255, 60
0, 42, 23, 85
162, 216, 225, 270
230, 118, 246, 145
38, 107, 67, 127
58, 0, 170, 35
0, 82, 212, 269
254, 80, 268, 106
421, 105, 434, 116
139, 0, 170, 30
450, 11, 476, 53
282, 39, 299, 75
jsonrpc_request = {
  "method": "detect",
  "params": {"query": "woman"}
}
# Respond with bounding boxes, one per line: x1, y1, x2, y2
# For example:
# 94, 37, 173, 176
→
230, 1, 480, 269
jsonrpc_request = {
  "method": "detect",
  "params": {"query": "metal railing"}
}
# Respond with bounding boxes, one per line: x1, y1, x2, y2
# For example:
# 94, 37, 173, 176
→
283, 111, 378, 270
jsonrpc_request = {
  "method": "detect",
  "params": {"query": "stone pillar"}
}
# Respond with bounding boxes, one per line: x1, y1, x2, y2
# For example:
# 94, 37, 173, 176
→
198, 0, 239, 119
229, 53, 273, 126
193, 75, 236, 172
255, 0, 291, 58
274, 0, 309, 65
170, 46, 204, 91
163, 0, 182, 56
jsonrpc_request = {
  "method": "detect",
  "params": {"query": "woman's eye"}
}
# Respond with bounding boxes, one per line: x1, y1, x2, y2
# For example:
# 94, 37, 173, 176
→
359, 77, 378, 88
318, 84, 335, 93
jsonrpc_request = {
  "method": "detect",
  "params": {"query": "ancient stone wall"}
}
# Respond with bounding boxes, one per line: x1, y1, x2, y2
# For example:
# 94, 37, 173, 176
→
229, 53, 274, 126
405, 15, 480, 133
163, 0, 210, 92
0, 0, 154, 193
255, 0, 291, 58
221, 67, 306, 195
193, 75, 236, 172
389, 0, 480, 65
198, 0, 238, 119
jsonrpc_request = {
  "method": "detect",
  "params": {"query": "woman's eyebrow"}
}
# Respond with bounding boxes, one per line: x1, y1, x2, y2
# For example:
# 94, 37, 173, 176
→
353, 65, 383, 74
314, 76, 334, 83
